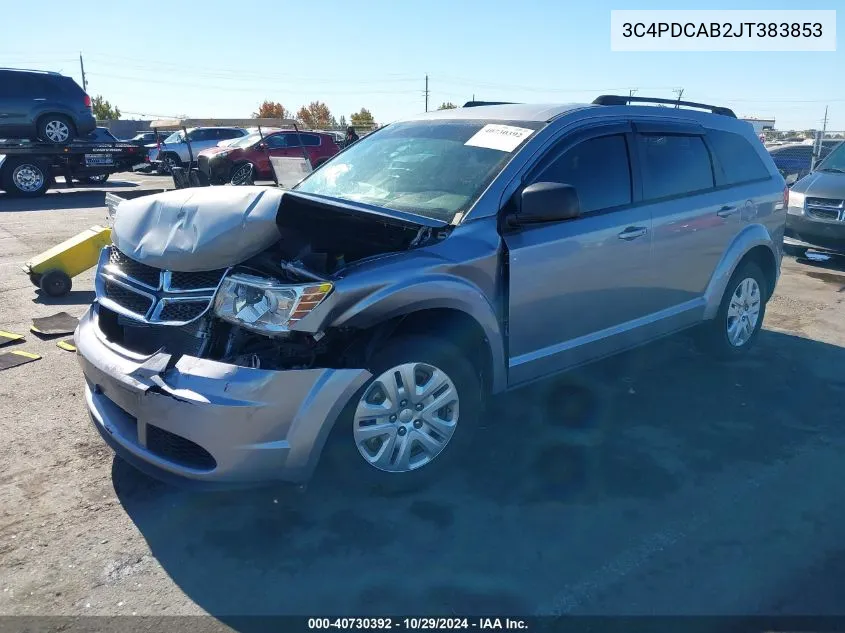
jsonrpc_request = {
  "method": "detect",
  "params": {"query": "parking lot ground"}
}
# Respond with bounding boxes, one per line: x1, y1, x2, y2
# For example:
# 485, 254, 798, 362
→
1, 188, 845, 619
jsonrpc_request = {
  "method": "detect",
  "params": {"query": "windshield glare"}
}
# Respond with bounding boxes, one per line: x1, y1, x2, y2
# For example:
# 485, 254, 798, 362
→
294, 119, 542, 223
163, 131, 183, 144
229, 133, 262, 149
816, 142, 845, 171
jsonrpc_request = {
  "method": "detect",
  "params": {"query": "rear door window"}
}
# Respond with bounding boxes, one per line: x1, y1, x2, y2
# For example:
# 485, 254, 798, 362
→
217, 129, 243, 140
536, 134, 633, 213
637, 134, 715, 200
707, 129, 771, 185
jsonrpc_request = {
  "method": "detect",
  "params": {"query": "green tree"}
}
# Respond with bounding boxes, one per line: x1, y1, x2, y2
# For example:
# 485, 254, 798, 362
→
295, 101, 333, 128
437, 102, 457, 110
91, 95, 121, 120
350, 108, 375, 129
338, 115, 347, 128
253, 100, 290, 119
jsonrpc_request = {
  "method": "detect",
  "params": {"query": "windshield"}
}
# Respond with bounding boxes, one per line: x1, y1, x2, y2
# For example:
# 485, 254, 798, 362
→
228, 132, 262, 149
294, 119, 542, 222
163, 131, 183, 144
815, 142, 845, 172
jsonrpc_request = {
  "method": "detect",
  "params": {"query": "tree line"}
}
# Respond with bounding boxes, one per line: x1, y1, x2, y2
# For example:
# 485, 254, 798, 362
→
253, 100, 377, 130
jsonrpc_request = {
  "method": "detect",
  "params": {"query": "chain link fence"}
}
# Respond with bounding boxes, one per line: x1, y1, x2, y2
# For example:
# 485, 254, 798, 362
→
765, 131, 845, 185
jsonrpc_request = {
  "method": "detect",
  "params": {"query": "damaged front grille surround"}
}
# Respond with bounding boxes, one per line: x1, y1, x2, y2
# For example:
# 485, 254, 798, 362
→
97, 245, 230, 326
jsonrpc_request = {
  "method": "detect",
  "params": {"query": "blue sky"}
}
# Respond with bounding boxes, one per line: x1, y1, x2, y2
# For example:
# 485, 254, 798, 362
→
1, 0, 842, 130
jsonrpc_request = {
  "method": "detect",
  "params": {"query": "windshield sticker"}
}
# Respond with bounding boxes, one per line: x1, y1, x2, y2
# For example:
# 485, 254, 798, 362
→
464, 124, 534, 152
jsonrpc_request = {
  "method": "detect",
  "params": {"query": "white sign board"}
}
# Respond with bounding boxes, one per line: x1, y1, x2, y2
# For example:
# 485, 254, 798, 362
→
270, 157, 313, 189
464, 124, 535, 152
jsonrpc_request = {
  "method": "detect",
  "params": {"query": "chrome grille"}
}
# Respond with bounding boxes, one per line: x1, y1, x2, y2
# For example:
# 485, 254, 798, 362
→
157, 300, 209, 322
107, 245, 161, 289
97, 246, 228, 326
104, 280, 153, 317
805, 197, 844, 222
168, 269, 226, 291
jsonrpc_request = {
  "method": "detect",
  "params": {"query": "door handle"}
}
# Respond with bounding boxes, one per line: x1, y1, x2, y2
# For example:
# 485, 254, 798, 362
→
33, 98, 46, 101
717, 205, 738, 218
618, 226, 648, 240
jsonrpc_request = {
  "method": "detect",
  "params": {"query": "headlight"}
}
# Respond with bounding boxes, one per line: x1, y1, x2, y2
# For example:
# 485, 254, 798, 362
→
213, 273, 332, 335
216, 150, 230, 158
787, 190, 806, 215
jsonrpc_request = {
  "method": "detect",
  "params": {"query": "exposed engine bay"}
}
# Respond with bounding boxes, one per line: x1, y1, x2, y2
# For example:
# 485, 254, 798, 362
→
98, 187, 452, 371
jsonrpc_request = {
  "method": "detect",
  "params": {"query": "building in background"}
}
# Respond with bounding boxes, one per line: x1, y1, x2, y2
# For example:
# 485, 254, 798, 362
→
741, 117, 776, 136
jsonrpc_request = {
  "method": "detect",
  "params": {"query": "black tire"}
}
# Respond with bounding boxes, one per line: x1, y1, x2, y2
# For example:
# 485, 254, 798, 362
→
0, 158, 50, 197
783, 244, 807, 258
82, 173, 109, 184
39, 269, 72, 297
230, 162, 255, 185
696, 261, 768, 359
36, 114, 76, 143
28, 273, 42, 287
158, 153, 181, 175
318, 335, 483, 494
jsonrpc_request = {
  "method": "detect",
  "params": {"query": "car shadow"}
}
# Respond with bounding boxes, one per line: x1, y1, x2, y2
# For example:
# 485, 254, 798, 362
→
32, 289, 96, 306
112, 329, 845, 624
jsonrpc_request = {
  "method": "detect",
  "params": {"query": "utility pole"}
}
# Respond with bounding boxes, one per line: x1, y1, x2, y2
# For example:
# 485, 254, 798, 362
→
813, 105, 829, 170
629, 89, 637, 97
424, 74, 429, 112
79, 52, 87, 92
673, 88, 684, 107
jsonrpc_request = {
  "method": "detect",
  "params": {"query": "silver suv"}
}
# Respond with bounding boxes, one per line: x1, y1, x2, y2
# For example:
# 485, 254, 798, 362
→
149, 126, 248, 173
75, 96, 786, 490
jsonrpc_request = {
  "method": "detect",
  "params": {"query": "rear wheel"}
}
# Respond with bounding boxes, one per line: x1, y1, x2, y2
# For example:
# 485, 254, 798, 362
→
319, 335, 482, 493
81, 173, 109, 184
1, 158, 50, 197
697, 261, 768, 359
37, 115, 75, 143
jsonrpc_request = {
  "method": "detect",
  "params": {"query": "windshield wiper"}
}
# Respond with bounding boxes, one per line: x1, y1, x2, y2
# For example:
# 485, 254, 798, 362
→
817, 167, 845, 173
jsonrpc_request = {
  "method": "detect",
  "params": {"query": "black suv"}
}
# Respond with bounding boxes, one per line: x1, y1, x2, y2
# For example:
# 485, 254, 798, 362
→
0, 68, 96, 143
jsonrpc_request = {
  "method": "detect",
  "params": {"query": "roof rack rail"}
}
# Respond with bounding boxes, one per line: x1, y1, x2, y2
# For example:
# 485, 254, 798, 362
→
0, 67, 61, 75
462, 101, 518, 108
592, 95, 736, 118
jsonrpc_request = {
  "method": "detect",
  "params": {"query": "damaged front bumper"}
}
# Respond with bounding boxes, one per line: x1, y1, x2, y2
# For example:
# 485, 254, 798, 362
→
74, 306, 371, 488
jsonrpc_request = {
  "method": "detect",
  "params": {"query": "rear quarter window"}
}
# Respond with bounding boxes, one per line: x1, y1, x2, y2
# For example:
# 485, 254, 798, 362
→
638, 134, 714, 200
708, 129, 771, 185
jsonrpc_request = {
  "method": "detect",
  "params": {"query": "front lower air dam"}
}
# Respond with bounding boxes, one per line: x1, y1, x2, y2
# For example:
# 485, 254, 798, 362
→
73, 307, 371, 487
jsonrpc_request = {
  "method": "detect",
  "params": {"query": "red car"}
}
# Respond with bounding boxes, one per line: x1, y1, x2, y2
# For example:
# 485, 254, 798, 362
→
197, 130, 340, 184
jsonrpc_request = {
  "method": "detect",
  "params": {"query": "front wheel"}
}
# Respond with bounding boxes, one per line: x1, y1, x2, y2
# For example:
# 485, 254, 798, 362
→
697, 261, 768, 358
319, 335, 482, 493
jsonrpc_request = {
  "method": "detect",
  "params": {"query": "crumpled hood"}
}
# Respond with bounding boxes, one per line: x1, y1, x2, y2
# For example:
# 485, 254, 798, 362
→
791, 170, 845, 198
112, 186, 284, 272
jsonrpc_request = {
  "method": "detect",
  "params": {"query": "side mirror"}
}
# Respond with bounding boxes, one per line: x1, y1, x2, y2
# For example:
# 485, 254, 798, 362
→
514, 182, 581, 225
257, 142, 267, 150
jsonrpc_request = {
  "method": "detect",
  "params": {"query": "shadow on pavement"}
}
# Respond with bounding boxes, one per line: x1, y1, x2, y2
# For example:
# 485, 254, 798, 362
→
112, 329, 845, 624
32, 289, 96, 306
